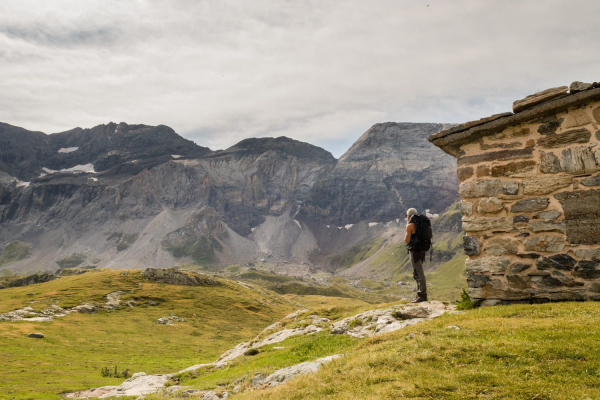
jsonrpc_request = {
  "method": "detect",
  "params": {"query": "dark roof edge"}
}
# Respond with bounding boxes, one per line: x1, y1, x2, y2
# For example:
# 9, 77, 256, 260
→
429, 87, 600, 156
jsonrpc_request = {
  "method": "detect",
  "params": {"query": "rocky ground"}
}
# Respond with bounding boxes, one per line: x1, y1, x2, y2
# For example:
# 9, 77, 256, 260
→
66, 301, 457, 399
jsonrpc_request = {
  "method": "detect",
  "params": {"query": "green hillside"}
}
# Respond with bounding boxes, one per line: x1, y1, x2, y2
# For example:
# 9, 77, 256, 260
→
237, 302, 600, 400
0, 269, 297, 399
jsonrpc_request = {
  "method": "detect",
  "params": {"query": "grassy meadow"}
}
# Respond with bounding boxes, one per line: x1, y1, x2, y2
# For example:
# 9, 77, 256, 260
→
235, 302, 600, 400
0, 269, 297, 399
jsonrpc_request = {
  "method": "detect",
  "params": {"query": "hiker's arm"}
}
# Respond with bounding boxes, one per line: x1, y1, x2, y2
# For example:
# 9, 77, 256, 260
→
404, 223, 415, 243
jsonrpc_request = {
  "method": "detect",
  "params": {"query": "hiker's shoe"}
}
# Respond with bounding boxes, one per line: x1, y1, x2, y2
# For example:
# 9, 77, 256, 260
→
411, 297, 428, 303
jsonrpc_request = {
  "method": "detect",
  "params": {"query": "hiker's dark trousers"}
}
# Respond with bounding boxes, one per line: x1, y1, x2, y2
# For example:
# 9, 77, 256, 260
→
410, 250, 427, 298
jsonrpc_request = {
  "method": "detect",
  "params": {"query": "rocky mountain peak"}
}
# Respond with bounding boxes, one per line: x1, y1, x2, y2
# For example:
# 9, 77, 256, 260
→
213, 136, 336, 162
298, 122, 460, 225
340, 122, 454, 162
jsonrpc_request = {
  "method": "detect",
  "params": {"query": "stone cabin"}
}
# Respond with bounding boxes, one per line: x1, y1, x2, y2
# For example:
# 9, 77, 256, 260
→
429, 81, 600, 305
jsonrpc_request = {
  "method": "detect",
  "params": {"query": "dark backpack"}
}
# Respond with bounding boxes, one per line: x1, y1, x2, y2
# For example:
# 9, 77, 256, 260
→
407, 214, 433, 252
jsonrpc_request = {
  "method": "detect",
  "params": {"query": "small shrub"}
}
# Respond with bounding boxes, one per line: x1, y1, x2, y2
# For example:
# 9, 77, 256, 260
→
243, 348, 260, 356
101, 366, 131, 378
456, 288, 474, 310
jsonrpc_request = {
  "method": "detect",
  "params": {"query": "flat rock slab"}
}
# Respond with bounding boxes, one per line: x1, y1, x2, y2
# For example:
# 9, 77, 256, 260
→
261, 355, 344, 387
330, 301, 451, 339
66, 374, 170, 399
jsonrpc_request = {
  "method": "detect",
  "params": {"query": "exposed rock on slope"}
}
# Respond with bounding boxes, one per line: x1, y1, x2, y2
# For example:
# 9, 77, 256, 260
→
298, 123, 460, 225
67, 301, 456, 399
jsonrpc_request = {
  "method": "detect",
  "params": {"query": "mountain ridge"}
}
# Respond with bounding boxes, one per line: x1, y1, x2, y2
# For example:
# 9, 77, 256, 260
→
0, 120, 460, 278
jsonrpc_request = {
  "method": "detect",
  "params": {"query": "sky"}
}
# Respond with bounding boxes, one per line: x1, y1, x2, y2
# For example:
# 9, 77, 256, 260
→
1, 0, 599, 158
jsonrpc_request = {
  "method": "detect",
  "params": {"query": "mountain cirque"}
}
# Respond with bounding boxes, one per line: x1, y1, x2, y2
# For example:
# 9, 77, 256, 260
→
0, 121, 459, 273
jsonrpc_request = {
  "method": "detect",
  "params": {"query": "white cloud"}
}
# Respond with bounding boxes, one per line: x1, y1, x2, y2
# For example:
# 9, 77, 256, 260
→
1, 0, 599, 157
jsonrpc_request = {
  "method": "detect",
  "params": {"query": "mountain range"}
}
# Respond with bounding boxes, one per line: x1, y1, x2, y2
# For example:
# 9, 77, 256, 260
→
0, 121, 461, 282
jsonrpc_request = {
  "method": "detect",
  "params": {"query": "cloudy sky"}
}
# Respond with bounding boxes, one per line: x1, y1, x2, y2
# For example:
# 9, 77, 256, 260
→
1, 0, 599, 157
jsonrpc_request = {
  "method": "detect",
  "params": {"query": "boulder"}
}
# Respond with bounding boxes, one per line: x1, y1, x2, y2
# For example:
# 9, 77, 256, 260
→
203, 391, 223, 400
73, 304, 97, 314
330, 326, 348, 335
263, 355, 343, 387
395, 307, 431, 320
513, 86, 568, 113
28, 333, 44, 338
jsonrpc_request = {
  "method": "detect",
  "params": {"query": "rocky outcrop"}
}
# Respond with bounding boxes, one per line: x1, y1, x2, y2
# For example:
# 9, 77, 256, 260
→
329, 301, 454, 338
299, 123, 459, 225
143, 268, 221, 286
258, 355, 344, 387
0, 272, 56, 289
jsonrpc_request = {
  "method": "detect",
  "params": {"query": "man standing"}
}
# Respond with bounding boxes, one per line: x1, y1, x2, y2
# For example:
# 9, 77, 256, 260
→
404, 208, 429, 303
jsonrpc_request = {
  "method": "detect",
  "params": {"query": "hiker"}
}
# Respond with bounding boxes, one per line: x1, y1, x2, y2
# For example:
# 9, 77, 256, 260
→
404, 208, 432, 303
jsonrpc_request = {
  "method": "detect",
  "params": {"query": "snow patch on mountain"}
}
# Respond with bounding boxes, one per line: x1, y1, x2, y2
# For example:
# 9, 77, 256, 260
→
58, 147, 79, 153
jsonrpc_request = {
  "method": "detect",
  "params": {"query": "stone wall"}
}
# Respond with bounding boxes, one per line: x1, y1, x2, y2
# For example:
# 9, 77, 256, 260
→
431, 84, 600, 305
